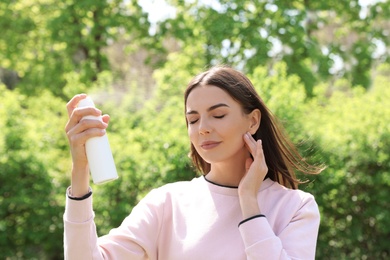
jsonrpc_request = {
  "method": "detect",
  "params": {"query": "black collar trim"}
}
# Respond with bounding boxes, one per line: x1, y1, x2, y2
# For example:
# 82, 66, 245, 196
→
203, 175, 238, 189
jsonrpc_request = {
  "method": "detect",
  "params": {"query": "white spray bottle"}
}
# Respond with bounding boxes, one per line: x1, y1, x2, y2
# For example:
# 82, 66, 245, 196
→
77, 96, 118, 184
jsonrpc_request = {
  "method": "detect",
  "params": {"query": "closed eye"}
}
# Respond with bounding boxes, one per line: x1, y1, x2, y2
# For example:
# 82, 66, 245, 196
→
214, 115, 225, 119
188, 119, 199, 124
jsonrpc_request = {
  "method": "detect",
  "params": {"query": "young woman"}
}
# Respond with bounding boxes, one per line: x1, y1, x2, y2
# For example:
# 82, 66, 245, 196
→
64, 66, 323, 259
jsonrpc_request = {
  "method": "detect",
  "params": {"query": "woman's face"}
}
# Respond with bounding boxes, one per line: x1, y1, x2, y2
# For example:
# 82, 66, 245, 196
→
186, 85, 254, 164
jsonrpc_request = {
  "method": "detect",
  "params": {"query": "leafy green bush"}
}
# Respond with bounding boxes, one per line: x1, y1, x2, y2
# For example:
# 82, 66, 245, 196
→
89, 57, 198, 236
250, 62, 390, 258
0, 86, 68, 259
303, 66, 390, 259
1, 60, 389, 259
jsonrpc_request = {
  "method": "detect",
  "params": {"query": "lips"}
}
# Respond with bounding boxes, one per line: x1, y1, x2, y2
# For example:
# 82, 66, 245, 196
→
200, 141, 221, 150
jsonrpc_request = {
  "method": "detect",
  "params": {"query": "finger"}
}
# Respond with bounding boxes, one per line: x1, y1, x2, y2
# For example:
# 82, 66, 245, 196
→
66, 94, 87, 117
66, 120, 107, 149
102, 114, 110, 124
253, 140, 268, 173
255, 140, 263, 161
66, 117, 107, 137
65, 107, 103, 133
244, 132, 257, 156
68, 126, 107, 147
245, 157, 253, 172
252, 140, 265, 162
249, 140, 264, 166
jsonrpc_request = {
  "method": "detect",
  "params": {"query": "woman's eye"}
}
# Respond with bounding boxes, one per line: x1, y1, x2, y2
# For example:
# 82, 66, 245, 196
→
214, 115, 225, 119
188, 119, 199, 124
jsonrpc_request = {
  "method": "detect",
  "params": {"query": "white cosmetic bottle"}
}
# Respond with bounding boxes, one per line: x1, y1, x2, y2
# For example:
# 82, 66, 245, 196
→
77, 96, 118, 184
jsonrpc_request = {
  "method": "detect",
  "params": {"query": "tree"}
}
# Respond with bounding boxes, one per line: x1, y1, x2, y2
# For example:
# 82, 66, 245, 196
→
86, 45, 202, 236
0, 0, 152, 97
303, 63, 390, 258
1, 0, 389, 258
158, 0, 390, 94
249, 61, 390, 258
0, 86, 68, 259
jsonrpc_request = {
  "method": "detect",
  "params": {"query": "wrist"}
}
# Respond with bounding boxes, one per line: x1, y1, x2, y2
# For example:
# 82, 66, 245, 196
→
67, 187, 92, 200
238, 214, 266, 227
239, 194, 261, 219
71, 164, 90, 197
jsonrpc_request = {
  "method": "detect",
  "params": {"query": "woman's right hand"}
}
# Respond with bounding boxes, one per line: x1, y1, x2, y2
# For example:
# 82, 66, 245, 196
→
64, 94, 110, 196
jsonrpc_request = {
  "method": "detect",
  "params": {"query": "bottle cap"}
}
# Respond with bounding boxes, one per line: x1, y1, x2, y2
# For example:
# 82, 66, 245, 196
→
78, 96, 96, 108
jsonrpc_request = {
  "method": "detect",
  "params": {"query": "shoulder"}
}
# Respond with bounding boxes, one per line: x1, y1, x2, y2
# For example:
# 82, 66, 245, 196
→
269, 179, 315, 200
263, 179, 319, 215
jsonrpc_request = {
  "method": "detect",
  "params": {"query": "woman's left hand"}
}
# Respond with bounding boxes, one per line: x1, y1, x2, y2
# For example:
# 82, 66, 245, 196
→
238, 132, 268, 218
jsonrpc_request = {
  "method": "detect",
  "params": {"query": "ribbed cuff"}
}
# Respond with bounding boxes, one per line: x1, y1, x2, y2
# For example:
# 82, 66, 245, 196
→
67, 187, 92, 201
65, 187, 94, 223
238, 214, 266, 227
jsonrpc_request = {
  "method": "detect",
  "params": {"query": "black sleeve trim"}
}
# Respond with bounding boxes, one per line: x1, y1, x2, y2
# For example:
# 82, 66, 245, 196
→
68, 190, 92, 201
238, 214, 266, 227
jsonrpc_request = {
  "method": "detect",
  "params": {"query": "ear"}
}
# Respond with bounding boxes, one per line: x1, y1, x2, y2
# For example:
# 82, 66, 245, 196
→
248, 109, 261, 135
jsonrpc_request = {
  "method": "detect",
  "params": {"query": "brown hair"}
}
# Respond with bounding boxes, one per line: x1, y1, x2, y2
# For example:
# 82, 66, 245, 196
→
184, 66, 324, 189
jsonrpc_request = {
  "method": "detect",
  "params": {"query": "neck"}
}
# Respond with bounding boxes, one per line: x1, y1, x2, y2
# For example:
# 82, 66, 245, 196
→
206, 148, 249, 187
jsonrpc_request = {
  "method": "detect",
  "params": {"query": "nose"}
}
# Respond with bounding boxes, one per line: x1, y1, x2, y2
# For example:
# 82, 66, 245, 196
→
199, 118, 212, 135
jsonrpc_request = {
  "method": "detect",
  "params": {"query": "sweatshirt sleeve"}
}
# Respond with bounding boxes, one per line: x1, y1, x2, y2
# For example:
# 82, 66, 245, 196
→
63, 187, 165, 260
63, 187, 103, 260
238, 194, 320, 260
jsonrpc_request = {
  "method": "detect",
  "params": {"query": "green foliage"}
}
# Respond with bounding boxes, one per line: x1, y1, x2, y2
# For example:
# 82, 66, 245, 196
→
89, 56, 198, 236
91, 60, 390, 258
304, 70, 390, 259
153, 43, 207, 99
0, 86, 68, 259
248, 62, 390, 258
250, 62, 306, 127
1, 0, 389, 258
160, 0, 390, 93
0, 0, 151, 97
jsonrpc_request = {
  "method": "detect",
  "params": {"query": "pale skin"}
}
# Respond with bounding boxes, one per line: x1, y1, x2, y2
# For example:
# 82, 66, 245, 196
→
65, 87, 268, 219
65, 93, 110, 197
186, 85, 268, 219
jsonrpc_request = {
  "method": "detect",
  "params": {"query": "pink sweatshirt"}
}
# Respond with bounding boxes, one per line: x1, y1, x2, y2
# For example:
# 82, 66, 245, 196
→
64, 176, 320, 259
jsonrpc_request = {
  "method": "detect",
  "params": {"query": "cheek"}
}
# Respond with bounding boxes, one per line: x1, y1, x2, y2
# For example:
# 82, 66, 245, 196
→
228, 125, 248, 147
232, 132, 246, 148
188, 126, 197, 142
223, 122, 247, 139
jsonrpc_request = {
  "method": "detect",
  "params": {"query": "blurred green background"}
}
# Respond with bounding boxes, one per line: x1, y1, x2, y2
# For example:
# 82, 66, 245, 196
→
0, 0, 389, 259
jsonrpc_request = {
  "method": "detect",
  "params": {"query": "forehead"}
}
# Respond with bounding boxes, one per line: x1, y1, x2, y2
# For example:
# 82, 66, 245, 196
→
186, 85, 238, 110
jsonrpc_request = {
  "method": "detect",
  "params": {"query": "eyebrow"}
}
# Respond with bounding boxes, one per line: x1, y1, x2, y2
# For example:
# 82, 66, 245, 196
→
186, 103, 230, 115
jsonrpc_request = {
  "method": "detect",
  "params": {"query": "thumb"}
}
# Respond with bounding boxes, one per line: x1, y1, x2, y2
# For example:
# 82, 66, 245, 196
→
102, 114, 110, 124
245, 157, 253, 172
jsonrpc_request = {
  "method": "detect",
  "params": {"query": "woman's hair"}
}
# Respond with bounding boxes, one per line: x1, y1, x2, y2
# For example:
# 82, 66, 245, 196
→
184, 66, 324, 189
